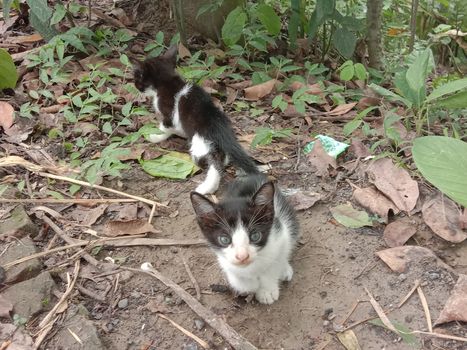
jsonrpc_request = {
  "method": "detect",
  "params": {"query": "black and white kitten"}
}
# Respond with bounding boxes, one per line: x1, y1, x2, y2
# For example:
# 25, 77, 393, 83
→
190, 175, 299, 304
133, 46, 259, 194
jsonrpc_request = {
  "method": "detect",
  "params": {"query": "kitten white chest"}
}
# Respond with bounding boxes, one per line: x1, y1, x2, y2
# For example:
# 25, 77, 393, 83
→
172, 84, 192, 134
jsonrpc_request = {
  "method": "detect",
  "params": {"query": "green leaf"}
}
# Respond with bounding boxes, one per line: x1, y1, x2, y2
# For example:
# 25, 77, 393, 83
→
436, 90, 467, 109
425, 78, 467, 103
343, 118, 362, 136
288, 0, 301, 49
27, 0, 59, 41
0, 48, 18, 89
368, 319, 419, 347
333, 27, 357, 58
412, 136, 467, 207
256, 4, 281, 36
251, 128, 273, 148
102, 122, 113, 134
405, 48, 431, 96
368, 83, 412, 108
330, 204, 373, 228
122, 102, 132, 117
308, 0, 335, 39
47, 190, 64, 199
141, 152, 198, 180
272, 95, 284, 109
3, 0, 14, 20
340, 64, 354, 81
222, 7, 247, 46
354, 63, 367, 80
50, 3, 66, 25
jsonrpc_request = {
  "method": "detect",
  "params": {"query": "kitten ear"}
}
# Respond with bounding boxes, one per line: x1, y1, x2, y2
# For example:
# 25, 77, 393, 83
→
162, 45, 178, 66
252, 182, 275, 206
190, 192, 216, 217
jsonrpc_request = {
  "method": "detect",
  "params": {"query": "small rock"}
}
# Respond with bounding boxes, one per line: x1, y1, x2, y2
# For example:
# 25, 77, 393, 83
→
319, 291, 327, 299
428, 272, 440, 280
323, 320, 330, 327
1, 271, 55, 320
323, 308, 333, 318
0, 236, 42, 284
0, 205, 39, 239
398, 273, 407, 281
182, 342, 199, 350
118, 298, 128, 309
194, 319, 205, 331
327, 313, 336, 321
405, 315, 413, 323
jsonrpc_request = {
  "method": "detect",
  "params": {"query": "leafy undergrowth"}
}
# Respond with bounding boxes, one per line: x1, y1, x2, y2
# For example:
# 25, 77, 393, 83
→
1, 2, 467, 349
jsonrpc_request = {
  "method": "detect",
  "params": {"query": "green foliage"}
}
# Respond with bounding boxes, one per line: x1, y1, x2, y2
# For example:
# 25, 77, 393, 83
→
412, 136, 467, 207
333, 27, 357, 58
257, 4, 281, 36
141, 152, 199, 180
26, 0, 58, 41
343, 106, 379, 136
368, 319, 419, 347
251, 127, 292, 148
338, 60, 368, 82
330, 203, 373, 228
0, 48, 18, 89
222, 6, 247, 46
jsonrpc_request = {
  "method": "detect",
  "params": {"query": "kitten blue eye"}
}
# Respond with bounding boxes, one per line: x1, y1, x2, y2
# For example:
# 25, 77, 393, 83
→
218, 235, 231, 246
250, 232, 262, 243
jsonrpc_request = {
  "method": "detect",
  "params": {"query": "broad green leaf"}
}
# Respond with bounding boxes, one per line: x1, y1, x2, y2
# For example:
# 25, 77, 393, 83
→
251, 128, 273, 148
27, 0, 59, 41
222, 7, 247, 46
50, 3, 66, 25
405, 48, 431, 96
333, 27, 357, 58
308, 0, 336, 39
354, 63, 367, 80
343, 118, 362, 136
288, 0, 301, 49
331, 204, 373, 228
436, 90, 467, 109
257, 4, 281, 36
141, 152, 198, 179
425, 78, 467, 103
369, 83, 412, 108
340, 64, 354, 81
0, 48, 18, 89
412, 136, 467, 207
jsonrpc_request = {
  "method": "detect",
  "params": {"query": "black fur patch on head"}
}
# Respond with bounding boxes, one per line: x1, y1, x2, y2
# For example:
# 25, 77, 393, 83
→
190, 181, 276, 250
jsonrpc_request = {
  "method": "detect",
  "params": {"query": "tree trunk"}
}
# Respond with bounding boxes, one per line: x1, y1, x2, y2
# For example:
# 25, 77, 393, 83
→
408, 0, 419, 53
116, 0, 243, 44
366, 0, 384, 70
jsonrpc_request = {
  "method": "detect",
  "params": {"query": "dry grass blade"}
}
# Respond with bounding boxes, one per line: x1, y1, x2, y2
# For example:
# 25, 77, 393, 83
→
181, 253, 201, 300
398, 279, 421, 308
0, 156, 43, 172
0, 198, 138, 204
413, 331, 467, 342
157, 313, 209, 349
364, 287, 398, 334
67, 328, 83, 345
417, 286, 433, 332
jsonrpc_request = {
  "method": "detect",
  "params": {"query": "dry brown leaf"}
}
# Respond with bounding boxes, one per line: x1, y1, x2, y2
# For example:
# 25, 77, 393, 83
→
107, 203, 138, 221
0, 295, 13, 318
348, 139, 371, 158
460, 209, 467, 230
306, 140, 337, 177
116, 144, 147, 161
178, 43, 191, 59
9, 33, 43, 43
356, 96, 380, 110
383, 217, 417, 247
352, 186, 399, 223
337, 330, 361, 350
227, 80, 251, 90
145, 294, 172, 314
327, 102, 357, 116
376, 246, 452, 273
69, 205, 107, 226
285, 190, 322, 211
102, 219, 160, 236
226, 86, 238, 104
243, 79, 277, 101
422, 195, 466, 243
435, 274, 467, 325
0, 101, 14, 131
367, 158, 419, 213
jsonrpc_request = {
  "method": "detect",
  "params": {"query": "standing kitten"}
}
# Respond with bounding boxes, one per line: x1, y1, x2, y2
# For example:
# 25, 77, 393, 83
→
190, 175, 299, 304
133, 46, 259, 194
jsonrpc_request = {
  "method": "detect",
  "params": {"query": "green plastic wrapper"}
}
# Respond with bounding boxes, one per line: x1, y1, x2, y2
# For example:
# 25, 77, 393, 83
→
303, 135, 349, 158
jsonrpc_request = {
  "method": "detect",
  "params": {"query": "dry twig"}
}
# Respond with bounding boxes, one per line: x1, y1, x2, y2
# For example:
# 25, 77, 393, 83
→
365, 287, 398, 334
157, 313, 209, 349
417, 286, 433, 333
398, 279, 421, 308
181, 253, 201, 300
125, 263, 258, 350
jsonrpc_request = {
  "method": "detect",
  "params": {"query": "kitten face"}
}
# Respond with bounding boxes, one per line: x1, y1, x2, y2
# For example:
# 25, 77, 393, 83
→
191, 182, 275, 266
133, 46, 178, 92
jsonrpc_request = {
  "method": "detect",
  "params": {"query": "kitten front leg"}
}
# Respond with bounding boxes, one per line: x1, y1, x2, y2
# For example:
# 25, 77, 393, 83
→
255, 275, 280, 304
148, 124, 172, 143
194, 152, 223, 195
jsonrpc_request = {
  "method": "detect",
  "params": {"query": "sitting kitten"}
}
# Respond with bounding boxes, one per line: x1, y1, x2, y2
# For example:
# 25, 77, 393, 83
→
133, 46, 259, 194
190, 175, 299, 304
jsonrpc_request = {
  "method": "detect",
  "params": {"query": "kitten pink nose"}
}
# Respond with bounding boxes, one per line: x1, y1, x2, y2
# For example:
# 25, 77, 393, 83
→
235, 249, 250, 263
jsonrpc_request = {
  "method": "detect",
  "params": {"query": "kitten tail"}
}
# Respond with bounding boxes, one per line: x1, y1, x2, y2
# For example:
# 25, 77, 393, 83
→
215, 130, 259, 175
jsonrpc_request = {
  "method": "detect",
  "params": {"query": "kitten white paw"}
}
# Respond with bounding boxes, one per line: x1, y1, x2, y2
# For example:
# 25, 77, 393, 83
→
281, 264, 293, 282
195, 182, 217, 195
148, 133, 170, 143
255, 286, 279, 304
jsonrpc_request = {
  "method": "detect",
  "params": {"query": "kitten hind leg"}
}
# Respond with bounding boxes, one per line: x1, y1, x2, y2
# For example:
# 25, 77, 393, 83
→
148, 124, 172, 143
280, 263, 293, 282
195, 153, 223, 195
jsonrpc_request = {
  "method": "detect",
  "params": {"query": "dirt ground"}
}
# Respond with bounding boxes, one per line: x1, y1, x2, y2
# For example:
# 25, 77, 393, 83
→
44, 163, 465, 350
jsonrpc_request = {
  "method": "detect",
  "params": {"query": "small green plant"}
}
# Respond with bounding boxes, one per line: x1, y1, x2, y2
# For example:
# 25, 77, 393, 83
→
338, 60, 368, 82
251, 127, 293, 148
13, 314, 27, 327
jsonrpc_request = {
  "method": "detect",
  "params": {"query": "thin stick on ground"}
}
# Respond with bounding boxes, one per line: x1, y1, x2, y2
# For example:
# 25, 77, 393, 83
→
417, 285, 433, 333
34, 260, 80, 348
398, 279, 421, 308
413, 331, 467, 342
181, 253, 201, 300
0, 198, 138, 204
157, 313, 209, 349
339, 300, 365, 326
365, 287, 398, 334
125, 263, 258, 350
